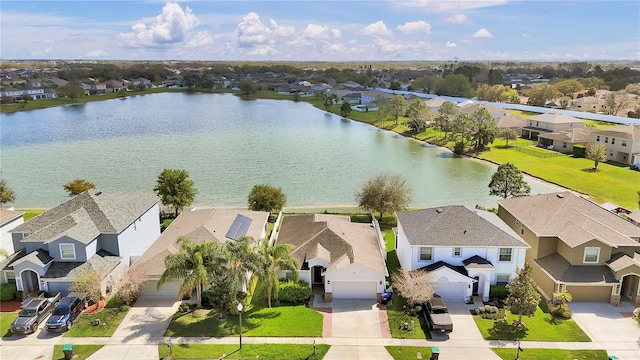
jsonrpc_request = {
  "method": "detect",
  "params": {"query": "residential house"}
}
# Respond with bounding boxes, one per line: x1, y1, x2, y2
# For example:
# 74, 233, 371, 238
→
132, 208, 269, 297
0, 209, 24, 267
104, 80, 125, 93
130, 78, 152, 88
537, 127, 598, 154
395, 206, 529, 302
459, 103, 508, 119
42, 78, 69, 88
79, 78, 106, 95
0, 191, 159, 297
496, 115, 527, 132
589, 124, 640, 165
424, 97, 450, 111
497, 192, 640, 305
570, 96, 606, 113
276, 214, 387, 300
0, 86, 23, 101
522, 113, 584, 140
19, 85, 45, 100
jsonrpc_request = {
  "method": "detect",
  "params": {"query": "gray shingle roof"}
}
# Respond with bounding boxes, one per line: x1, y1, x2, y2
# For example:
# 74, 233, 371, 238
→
535, 253, 616, 283
396, 206, 529, 248
462, 255, 495, 269
420, 261, 469, 277
21, 208, 101, 245
12, 249, 54, 267
529, 112, 583, 124
42, 250, 121, 279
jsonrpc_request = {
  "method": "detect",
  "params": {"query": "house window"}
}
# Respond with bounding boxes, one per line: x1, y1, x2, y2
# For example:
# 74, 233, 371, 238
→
604, 137, 608, 143
611, 138, 615, 145
5, 271, 15, 284
596, 135, 600, 142
583, 247, 600, 263
60, 243, 76, 260
536, 121, 539, 127
499, 248, 513, 262
419, 247, 433, 261
622, 140, 627, 147
562, 142, 567, 149
496, 274, 510, 286
453, 247, 462, 257
609, 150, 613, 156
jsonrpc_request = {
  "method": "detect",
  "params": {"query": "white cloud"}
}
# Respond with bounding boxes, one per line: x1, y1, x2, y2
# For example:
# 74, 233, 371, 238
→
185, 31, 215, 48
301, 24, 340, 40
246, 44, 278, 57
236, 12, 272, 48
396, 21, 432, 34
269, 19, 296, 37
360, 21, 392, 36
472, 28, 493, 38
117, 2, 199, 47
445, 14, 468, 24
85, 49, 108, 57
396, 1, 509, 13
30, 47, 53, 57
445, 41, 457, 47
521, 33, 530, 38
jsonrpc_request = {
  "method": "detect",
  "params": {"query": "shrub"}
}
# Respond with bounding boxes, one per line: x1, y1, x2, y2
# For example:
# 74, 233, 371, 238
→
277, 280, 311, 304
484, 305, 494, 313
573, 144, 586, 158
0, 283, 17, 301
161, 219, 173, 232
551, 305, 572, 319
119, 304, 131, 313
475, 307, 485, 314
414, 305, 422, 313
490, 306, 498, 314
489, 285, 509, 300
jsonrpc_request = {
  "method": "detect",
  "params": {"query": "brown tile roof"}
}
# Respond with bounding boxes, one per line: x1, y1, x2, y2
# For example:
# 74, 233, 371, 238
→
535, 253, 616, 283
131, 208, 269, 277
606, 252, 640, 273
498, 192, 640, 248
0, 209, 23, 226
276, 214, 386, 275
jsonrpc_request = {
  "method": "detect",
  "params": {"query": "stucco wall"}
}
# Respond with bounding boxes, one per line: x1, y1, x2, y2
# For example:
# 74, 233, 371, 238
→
557, 239, 612, 266
567, 284, 612, 302
325, 263, 385, 294
116, 203, 160, 264
48, 236, 89, 262
0, 215, 24, 255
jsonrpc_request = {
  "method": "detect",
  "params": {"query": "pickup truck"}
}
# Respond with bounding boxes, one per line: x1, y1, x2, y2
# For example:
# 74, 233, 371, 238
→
11, 291, 61, 335
422, 295, 453, 333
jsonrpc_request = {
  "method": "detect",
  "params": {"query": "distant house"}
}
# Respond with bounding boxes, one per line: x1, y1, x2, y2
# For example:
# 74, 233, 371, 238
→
19, 85, 45, 100
104, 80, 125, 93
395, 206, 529, 302
42, 78, 68, 88
79, 78, 106, 95
424, 97, 450, 111
133, 208, 269, 297
276, 214, 388, 300
0, 191, 159, 297
522, 113, 584, 140
537, 127, 598, 154
495, 115, 527, 131
459, 103, 508, 119
130, 78, 152, 88
0, 86, 22, 101
0, 209, 24, 263
589, 124, 640, 165
570, 96, 605, 113
498, 192, 640, 305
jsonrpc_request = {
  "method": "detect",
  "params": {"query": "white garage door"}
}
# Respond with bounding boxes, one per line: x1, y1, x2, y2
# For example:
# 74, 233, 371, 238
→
139, 280, 183, 298
434, 282, 466, 300
332, 281, 377, 299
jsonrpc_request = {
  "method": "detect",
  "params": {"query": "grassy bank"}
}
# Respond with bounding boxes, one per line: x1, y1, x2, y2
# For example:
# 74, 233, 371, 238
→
158, 344, 329, 360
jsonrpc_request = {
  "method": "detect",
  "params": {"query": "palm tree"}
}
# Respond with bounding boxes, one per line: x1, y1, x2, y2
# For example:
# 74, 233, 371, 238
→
254, 240, 299, 308
158, 236, 222, 307
224, 236, 261, 298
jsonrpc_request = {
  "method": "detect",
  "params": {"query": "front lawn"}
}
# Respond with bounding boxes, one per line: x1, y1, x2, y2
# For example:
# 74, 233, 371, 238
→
52, 345, 104, 360
0, 313, 17, 337
20, 209, 46, 221
474, 306, 590, 342
158, 343, 329, 359
492, 348, 608, 360
64, 297, 130, 337
385, 346, 433, 360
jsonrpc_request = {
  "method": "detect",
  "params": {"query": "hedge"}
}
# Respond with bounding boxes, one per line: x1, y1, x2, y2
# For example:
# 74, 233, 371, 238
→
0, 283, 17, 301
278, 280, 311, 304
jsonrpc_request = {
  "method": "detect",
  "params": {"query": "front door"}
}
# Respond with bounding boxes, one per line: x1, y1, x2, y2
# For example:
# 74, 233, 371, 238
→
312, 266, 324, 284
473, 276, 479, 296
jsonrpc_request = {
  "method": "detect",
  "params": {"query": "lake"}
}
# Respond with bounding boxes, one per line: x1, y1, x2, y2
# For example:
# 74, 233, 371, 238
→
0, 92, 562, 209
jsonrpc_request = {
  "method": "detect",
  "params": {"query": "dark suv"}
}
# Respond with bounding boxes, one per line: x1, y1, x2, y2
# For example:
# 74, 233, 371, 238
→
45, 295, 85, 332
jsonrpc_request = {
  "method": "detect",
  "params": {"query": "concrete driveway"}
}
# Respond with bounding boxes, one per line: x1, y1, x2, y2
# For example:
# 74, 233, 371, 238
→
331, 299, 382, 338
569, 301, 640, 360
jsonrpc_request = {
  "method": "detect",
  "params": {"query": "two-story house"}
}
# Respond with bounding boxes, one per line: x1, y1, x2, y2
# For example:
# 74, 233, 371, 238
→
589, 124, 640, 165
522, 113, 584, 140
498, 192, 640, 305
0, 209, 24, 283
395, 206, 529, 302
459, 103, 509, 119
0, 191, 159, 297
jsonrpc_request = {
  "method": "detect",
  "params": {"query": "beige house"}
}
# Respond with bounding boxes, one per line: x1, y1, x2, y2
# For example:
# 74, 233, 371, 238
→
522, 113, 584, 140
570, 96, 606, 113
589, 124, 640, 165
498, 192, 640, 305
537, 127, 598, 154
459, 103, 508, 119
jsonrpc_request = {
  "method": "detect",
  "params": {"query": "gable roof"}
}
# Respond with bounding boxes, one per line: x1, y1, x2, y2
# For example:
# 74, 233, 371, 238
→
496, 115, 527, 129
424, 97, 449, 108
276, 214, 386, 275
529, 112, 583, 124
12, 191, 158, 236
459, 103, 507, 115
498, 192, 640, 248
0, 209, 23, 227
396, 206, 529, 248
537, 127, 598, 143
595, 124, 640, 141
131, 208, 269, 277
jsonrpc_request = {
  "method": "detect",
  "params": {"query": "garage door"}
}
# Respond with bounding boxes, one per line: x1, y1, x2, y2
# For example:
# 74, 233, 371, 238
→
434, 282, 466, 300
46, 282, 73, 296
139, 280, 182, 298
332, 281, 377, 299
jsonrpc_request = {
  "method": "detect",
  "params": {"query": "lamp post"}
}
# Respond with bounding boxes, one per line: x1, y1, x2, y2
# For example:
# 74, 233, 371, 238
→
237, 303, 244, 349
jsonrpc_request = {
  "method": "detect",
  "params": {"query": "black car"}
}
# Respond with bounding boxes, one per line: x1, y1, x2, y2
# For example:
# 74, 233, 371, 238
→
45, 295, 86, 332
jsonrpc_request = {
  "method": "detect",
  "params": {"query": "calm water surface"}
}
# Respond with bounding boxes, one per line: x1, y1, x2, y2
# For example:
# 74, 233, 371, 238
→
0, 93, 562, 209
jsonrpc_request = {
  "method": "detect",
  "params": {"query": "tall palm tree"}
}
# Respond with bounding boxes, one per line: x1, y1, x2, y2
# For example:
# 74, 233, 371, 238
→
254, 240, 299, 308
224, 236, 261, 298
158, 236, 222, 307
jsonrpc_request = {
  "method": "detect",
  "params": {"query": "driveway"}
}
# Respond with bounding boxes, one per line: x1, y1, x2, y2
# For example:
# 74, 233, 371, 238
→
569, 301, 640, 360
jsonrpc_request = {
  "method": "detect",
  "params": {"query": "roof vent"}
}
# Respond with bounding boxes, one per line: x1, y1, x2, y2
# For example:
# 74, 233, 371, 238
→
556, 194, 564, 199
94, 191, 102, 196
435, 208, 444, 213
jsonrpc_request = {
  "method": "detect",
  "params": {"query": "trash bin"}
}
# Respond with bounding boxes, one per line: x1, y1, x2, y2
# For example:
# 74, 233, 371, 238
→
430, 346, 439, 360
62, 344, 73, 360
608, 356, 619, 360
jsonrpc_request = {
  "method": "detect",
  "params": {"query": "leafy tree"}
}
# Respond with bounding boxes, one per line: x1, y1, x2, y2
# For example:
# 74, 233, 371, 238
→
355, 173, 412, 220
489, 163, 531, 198
158, 237, 222, 307
527, 83, 560, 107
113, 267, 145, 306
434, 74, 473, 98
435, 101, 459, 139
254, 239, 298, 308
390, 269, 434, 306
406, 99, 432, 133
470, 108, 499, 151
506, 264, 541, 325
375, 95, 391, 127
340, 102, 352, 117
553, 79, 583, 97
224, 236, 261, 300
0, 179, 16, 209
604, 91, 632, 116
59, 82, 85, 100
323, 94, 337, 110
70, 268, 103, 305
452, 112, 473, 152
63, 179, 95, 196
586, 143, 607, 170
580, 77, 608, 91
247, 184, 286, 213
153, 169, 197, 217
501, 128, 519, 147
389, 95, 407, 125
238, 78, 257, 95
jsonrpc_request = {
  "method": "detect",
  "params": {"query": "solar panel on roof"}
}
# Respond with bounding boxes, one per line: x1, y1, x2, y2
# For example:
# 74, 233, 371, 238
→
225, 214, 252, 241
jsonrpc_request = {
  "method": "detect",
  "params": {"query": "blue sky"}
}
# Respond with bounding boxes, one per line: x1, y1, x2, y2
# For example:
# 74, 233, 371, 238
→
1, 1, 638, 61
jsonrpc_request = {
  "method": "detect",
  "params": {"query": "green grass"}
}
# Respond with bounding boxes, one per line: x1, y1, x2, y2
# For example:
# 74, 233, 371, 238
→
584, 120, 618, 129
64, 297, 130, 337
474, 306, 590, 342
52, 345, 104, 360
0, 313, 17, 338
508, 110, 540, 118
158, 343, 329, 360
18, 209, 46, 221
491, 348, 608, 360
385, 346, 433, 360
477, 145, 640, 209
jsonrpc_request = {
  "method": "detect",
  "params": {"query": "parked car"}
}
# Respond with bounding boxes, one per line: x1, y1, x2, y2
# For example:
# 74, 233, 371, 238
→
422, 295, 453, 333
11, 292, 61, 335
46, 294, 86, 332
